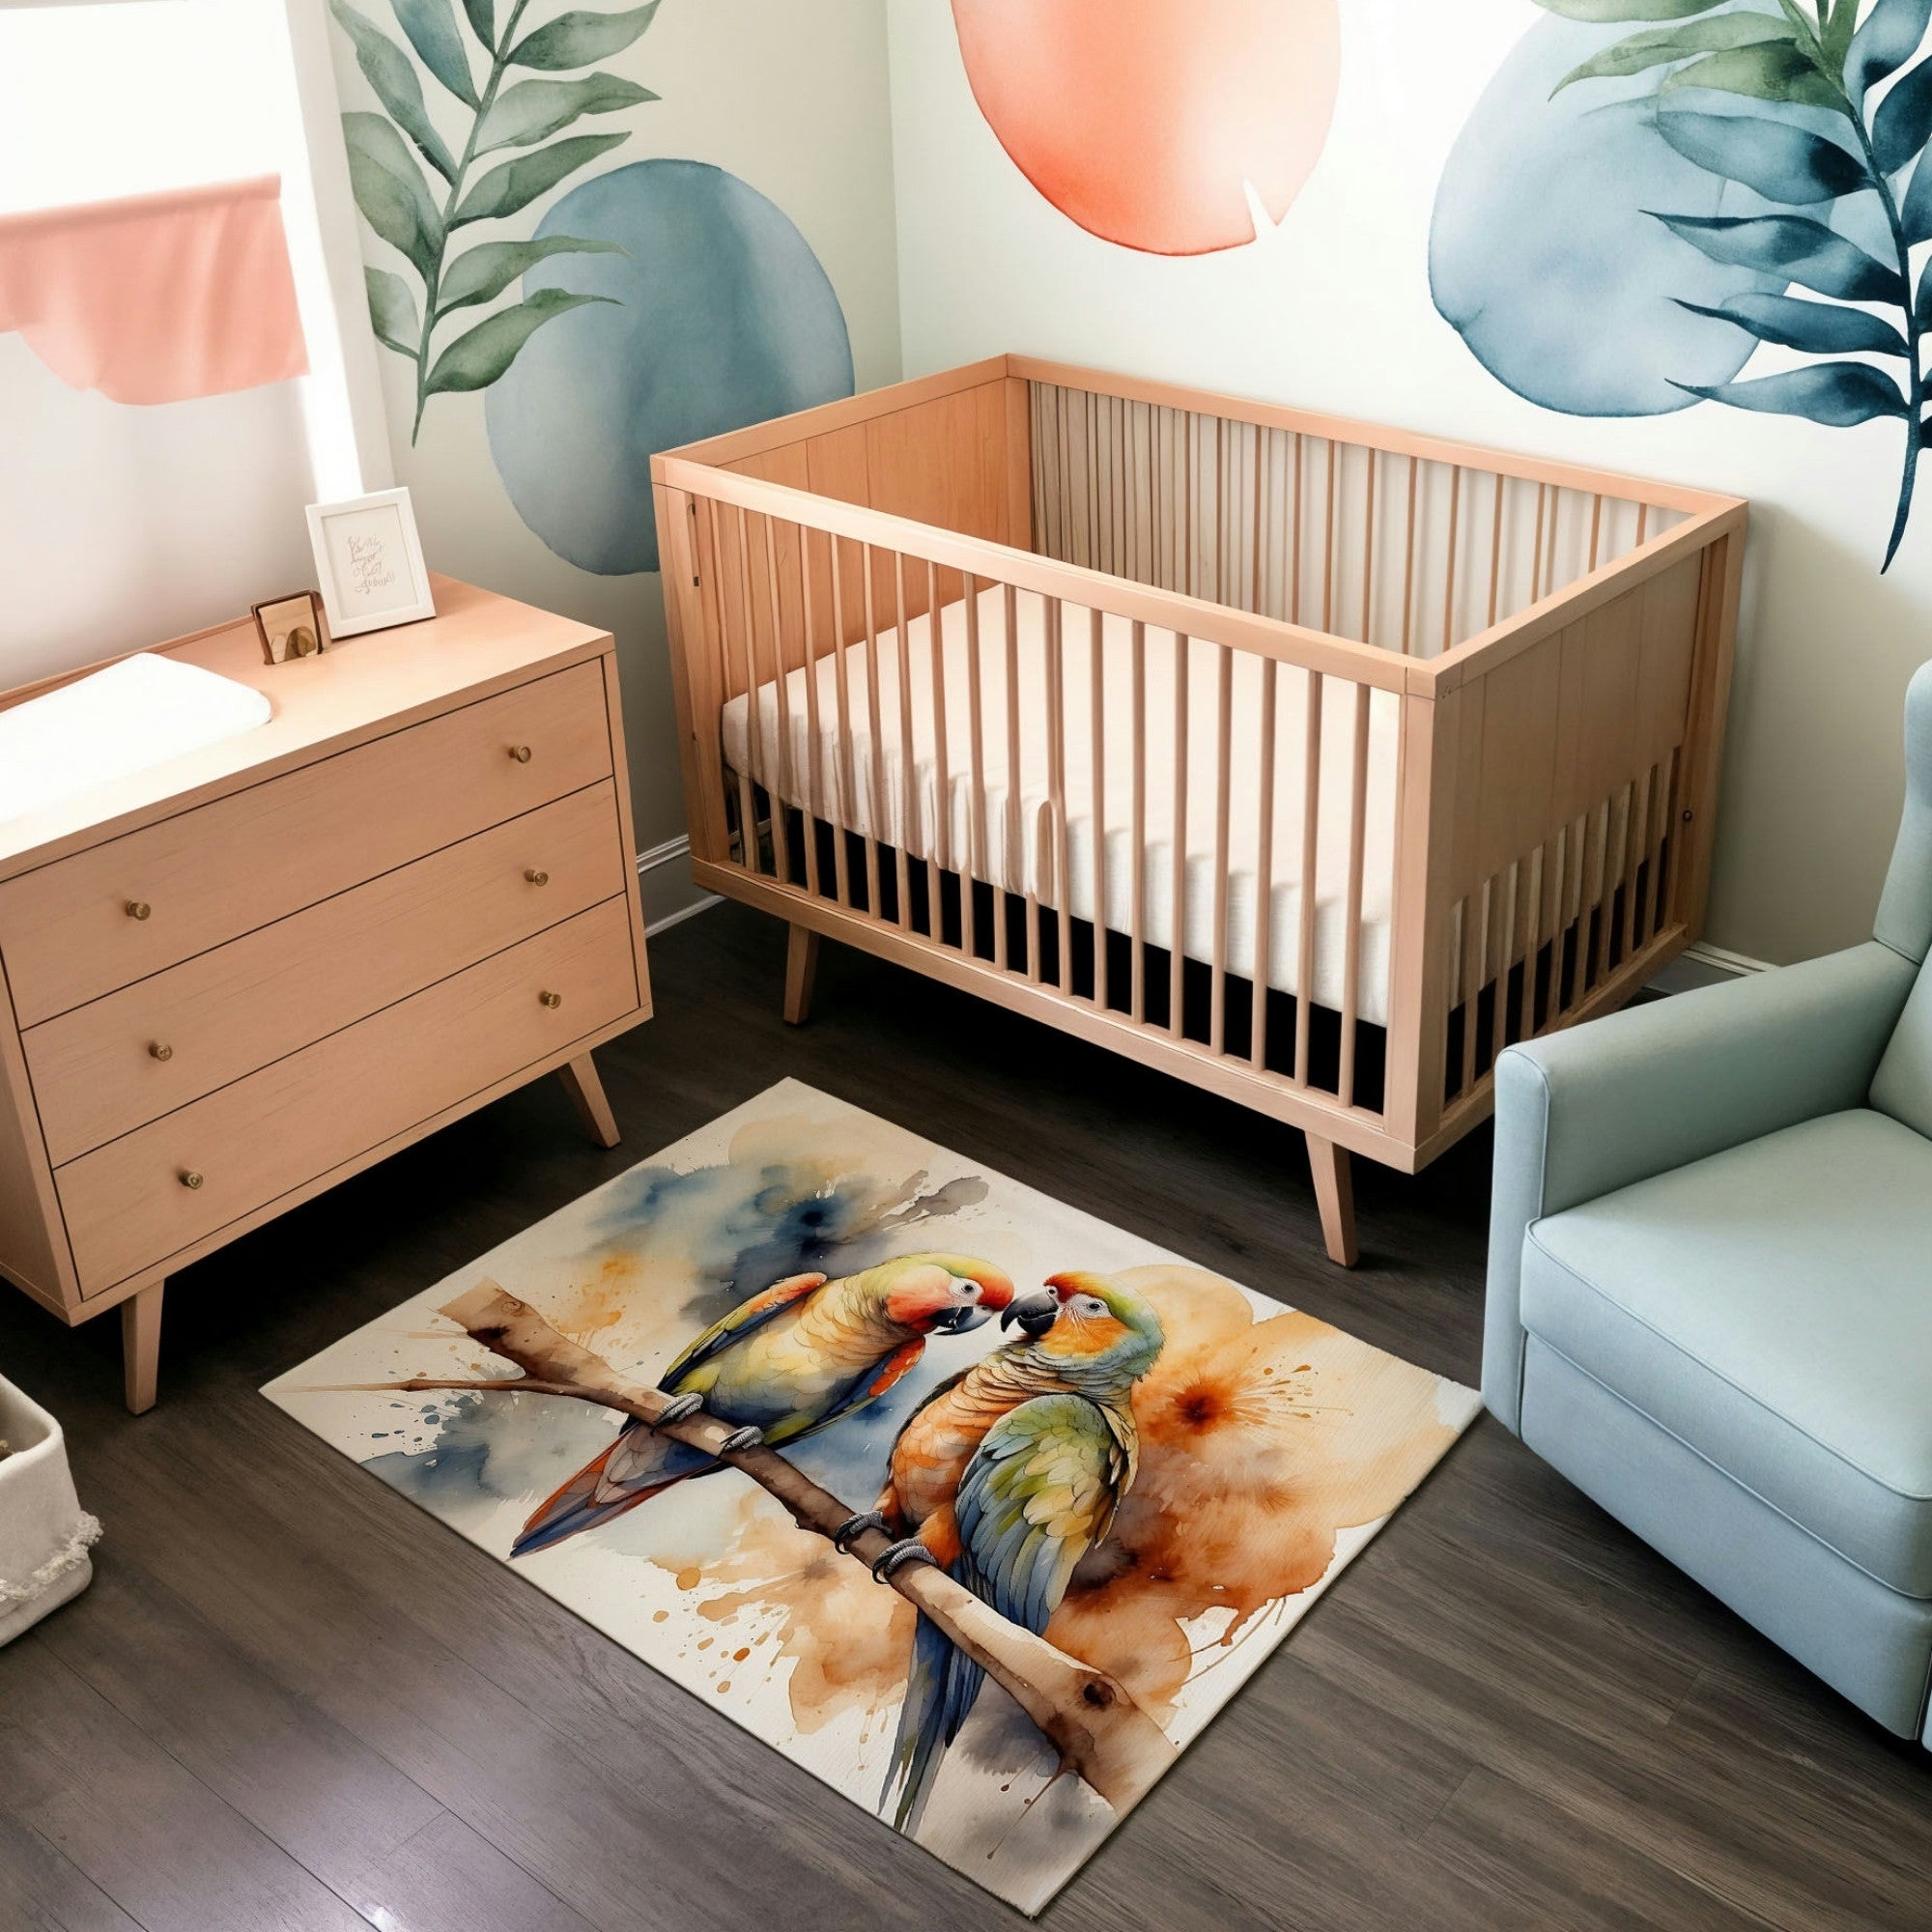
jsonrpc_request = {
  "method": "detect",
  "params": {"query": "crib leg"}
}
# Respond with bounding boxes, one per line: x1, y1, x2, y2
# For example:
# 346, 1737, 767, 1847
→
783, 924, 819, 1026
1305, 1135, 1359, 1268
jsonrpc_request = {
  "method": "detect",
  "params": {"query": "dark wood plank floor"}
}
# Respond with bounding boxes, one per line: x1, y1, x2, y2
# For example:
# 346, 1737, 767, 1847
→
2, 900, 1925, 1932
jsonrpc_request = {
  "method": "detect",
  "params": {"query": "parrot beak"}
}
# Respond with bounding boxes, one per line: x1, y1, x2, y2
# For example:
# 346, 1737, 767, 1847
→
1000, 1291, 1059, 1337
930, 1302, 991, 1334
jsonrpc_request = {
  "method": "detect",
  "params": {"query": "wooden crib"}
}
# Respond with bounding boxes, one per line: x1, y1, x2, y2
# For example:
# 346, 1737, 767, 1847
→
649, 357, 1745, 1265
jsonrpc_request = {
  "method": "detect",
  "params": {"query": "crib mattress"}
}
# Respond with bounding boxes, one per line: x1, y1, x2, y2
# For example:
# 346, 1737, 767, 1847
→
721, 583, 1404, 1024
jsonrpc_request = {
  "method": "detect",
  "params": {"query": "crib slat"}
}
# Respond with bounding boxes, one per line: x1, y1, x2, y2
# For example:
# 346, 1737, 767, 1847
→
1588, 493, 1605, 573
1321, 440, 1338, 635
1251, 422, 1264, 615
1250, 656, 1277, 1070
893, 554, 916, 932
926, 557, 948, 936
827, 528, 855, 911
727, 504, 763, 876
1091, 606, 1108, 1012
1361, 449, 1378, 648
1401, 455, 1418, 654
1590, 793, 1616, 988
1497, 857, 1521, 1054
1291, 434, 1305, 628
1170, 631, 1191, 1037
1007, 584, 1038, 981
1046, 596, 1072, 994
1441, 465, 1462, 654
1339, 682, 1370, 1106
1519, 843, 1544, 1040
1487, 471, 1504, 629
861, 542, 886, 919
962, 572, 983, 961
1623, 765, 1651, 960
796, 526, 823, 900
1461, 874, 1491, 1096
1128, 622, 1144, 1028
759, 513, 793, 887
1530, 483, 1548, 605
1209, 642, 1234, 1054
1293, 668, 1322, 1088
1653, 745, 1679, 938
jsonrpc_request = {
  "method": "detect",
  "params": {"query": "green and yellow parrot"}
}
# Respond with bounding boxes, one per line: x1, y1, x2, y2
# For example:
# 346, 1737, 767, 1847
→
511, 1253, 1014, 1558
842, 1268, 1165, 1833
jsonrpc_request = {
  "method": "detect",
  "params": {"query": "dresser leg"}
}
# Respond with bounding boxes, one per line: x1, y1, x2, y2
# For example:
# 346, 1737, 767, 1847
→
557, 1052, 620, 1149
783, 924, 818, 1026
122, 1282, 164, 1415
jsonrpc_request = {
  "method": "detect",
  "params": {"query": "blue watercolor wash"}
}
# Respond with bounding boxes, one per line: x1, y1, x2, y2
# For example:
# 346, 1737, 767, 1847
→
1431, 13, 1787, 416
485, 158, 854, 575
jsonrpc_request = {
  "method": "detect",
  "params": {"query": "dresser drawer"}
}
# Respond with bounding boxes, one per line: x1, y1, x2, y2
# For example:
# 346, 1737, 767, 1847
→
56, 895, 639, 1295
0, 660, 611, 1026
23, 781, 627, 1165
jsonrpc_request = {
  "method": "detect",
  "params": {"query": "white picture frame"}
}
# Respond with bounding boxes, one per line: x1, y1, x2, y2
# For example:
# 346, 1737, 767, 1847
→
304, 487, 434, 639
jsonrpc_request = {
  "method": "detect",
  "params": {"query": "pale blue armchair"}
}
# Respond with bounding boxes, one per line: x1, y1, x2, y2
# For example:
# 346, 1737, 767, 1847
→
1486, 661, 1932, 1744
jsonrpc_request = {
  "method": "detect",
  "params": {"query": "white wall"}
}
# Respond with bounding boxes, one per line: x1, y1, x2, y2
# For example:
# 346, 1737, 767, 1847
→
329, 0, 903, 923
886, 0, 1930, 965
0, 0, 380, 684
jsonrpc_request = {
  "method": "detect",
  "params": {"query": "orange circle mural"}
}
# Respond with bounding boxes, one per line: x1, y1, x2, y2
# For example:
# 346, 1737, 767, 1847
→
951, 0, 1342, 256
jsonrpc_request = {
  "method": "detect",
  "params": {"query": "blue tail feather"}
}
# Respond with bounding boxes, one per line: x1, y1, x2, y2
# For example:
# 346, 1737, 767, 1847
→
882, 1591, 986, 1833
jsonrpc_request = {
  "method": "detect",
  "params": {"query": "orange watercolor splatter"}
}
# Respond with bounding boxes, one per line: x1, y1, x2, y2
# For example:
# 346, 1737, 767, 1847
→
951, 0, 1342, 255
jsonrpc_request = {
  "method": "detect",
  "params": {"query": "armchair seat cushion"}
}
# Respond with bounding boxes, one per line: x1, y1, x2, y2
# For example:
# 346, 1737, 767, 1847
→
1520, 1109, 1932, 1597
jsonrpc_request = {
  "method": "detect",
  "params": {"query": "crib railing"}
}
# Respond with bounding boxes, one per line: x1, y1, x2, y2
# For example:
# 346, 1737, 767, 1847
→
652, 355, 1745, 1170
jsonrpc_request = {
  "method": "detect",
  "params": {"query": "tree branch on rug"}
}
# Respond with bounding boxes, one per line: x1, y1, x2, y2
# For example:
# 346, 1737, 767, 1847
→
313, 1278, 1179, 1814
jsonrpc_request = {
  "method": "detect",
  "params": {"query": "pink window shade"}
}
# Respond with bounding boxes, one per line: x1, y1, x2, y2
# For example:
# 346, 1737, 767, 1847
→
0, 174, 307, 406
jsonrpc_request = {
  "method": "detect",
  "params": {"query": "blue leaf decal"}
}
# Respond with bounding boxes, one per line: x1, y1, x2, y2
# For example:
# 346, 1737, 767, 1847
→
1848, 0, 1932, 103
1651, 212, 1906, 301
1874, 54, 1932, 174
1653, 107, 1869, 203
1673, 291, 1910, 355
1675, 361, 1908, 425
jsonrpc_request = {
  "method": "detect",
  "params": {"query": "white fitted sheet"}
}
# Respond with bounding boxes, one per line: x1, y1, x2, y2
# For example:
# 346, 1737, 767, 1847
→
722, 584, 1403, 1024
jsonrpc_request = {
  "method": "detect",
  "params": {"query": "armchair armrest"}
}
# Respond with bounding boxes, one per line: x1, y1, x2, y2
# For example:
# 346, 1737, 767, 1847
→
1483, 941, 1917, 1431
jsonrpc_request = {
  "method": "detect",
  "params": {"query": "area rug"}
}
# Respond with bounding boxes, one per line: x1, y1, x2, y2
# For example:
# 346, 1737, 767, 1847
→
265, 1079, 1477, 1913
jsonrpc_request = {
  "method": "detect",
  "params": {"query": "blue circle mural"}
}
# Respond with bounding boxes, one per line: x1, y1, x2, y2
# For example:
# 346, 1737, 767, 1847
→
1430, 14, 1777, 418
486, 158, 855, 576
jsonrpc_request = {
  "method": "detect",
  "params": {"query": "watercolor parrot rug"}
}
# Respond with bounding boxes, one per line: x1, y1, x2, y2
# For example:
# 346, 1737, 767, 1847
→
266, 1079, 1478, 1914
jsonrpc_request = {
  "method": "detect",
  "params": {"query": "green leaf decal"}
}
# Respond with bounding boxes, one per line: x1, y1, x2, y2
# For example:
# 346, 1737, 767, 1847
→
1823, 0, 1860, 71
1848, 0, 1932, 102
437, 234, 624, 312
506, 2, 661, 71
476, 71, 655, 151
462, 0, 493, 49
1551, 15, 1793, 95
1654, 107, 1868, 203
1673, 292, 1910, 356
1652, 212, 1907, 301
365, 265, 422, 356
451, 130, 629, 223
424, 287, 614, 393
328, 1, 458, 183
390, 0, 477, 106
341, 111, 445, 277
1874, 54, 1932, 174
1660, 42, 1842, 108
1674, 362, 1909, 426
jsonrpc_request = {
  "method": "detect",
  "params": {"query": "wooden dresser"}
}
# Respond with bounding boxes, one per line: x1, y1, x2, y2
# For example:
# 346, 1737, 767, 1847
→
0, 578, 650, 1411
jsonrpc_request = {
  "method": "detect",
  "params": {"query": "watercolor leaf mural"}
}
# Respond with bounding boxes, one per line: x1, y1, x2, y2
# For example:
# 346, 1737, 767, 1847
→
1434, 0, 1932, 570
328, 0, 661, 440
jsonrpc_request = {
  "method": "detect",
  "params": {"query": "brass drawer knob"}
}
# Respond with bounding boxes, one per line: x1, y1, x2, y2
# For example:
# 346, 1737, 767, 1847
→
180, 1169, 204, 1190
525, 868, 550, 886
539, 989, 563, 1009
509, 744, 532, 763
126, 900, 152, 921
149, 1041, 174, 1063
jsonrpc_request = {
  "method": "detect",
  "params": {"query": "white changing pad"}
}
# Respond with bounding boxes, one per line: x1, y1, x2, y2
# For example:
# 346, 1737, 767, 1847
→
722, 584, 1402, 1023
0, 652, 272, 826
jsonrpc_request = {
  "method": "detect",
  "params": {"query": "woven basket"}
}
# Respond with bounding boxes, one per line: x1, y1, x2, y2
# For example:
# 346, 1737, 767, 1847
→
0, 1374, 99, 1646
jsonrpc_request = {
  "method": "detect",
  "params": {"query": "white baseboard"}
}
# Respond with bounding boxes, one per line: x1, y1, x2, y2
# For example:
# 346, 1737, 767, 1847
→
1682, 940, 1773, 976
636, 835, 722, 937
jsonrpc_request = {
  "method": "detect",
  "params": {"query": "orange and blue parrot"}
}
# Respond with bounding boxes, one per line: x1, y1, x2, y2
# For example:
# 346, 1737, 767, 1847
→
511, 1253, 1015, 1558
836, 1269, 1165, 1833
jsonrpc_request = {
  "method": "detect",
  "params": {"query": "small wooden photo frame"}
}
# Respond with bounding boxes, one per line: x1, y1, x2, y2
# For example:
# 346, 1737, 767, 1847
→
305, 486, 435, 639
252, 589, 327, 666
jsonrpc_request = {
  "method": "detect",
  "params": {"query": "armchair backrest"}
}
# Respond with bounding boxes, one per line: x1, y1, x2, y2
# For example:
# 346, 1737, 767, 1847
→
1869, 660, 1932, 1136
